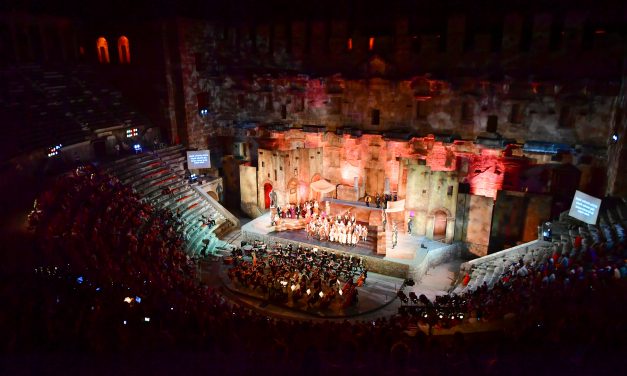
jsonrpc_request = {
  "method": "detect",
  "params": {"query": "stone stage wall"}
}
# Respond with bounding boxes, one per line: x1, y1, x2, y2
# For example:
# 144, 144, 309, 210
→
242, 229, 410, 279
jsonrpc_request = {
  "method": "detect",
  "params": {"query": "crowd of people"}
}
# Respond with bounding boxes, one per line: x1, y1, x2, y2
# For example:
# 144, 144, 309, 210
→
398, 226, 627, 332
364, 192, 397, 208
3, 161, 627, 374
275, 199, 321, 220
228, 242, 366, 310
306, 212, 369, 247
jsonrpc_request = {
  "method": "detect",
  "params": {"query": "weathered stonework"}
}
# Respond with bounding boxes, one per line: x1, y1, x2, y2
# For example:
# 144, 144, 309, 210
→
155, 13, 625, 255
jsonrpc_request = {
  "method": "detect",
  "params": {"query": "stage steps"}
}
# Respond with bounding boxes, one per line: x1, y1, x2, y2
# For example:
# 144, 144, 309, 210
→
106, 147, 236, 258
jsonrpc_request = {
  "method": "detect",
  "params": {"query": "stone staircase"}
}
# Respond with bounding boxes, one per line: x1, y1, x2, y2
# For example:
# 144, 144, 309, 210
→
105, 145, 237, 257
450, 199, 627, 295
451, 241, 553, 295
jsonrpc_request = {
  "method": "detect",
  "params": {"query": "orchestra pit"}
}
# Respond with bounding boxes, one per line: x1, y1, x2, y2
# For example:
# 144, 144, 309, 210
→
1, 0, 627, 375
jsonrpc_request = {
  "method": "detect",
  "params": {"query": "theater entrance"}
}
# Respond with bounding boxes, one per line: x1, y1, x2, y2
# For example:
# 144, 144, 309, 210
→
433, 210, 447, 240
264, 183, 273, 209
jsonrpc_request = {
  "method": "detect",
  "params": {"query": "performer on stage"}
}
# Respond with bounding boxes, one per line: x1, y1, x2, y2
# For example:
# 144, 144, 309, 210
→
382, 209, 387, 230
392, 222, 398, 249
269, 189, 278, 208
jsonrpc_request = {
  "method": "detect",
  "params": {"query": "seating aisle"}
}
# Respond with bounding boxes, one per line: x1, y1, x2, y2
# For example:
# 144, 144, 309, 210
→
105, 145, 237, 257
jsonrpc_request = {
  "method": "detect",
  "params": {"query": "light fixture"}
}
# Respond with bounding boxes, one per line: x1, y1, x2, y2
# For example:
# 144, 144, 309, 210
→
47, 144, 62, 157
126, 128, 138, 138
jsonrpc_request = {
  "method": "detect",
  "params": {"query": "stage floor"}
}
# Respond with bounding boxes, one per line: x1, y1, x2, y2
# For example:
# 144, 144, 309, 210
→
269, 225, 379, 257
242, 213, 450, 274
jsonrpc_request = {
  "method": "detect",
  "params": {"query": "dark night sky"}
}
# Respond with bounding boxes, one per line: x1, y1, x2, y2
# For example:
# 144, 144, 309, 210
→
1, 0, 626, 22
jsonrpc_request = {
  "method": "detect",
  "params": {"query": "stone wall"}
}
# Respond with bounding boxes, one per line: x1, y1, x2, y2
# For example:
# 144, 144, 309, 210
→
239, 164, 259, 218
167, 17, 620, 157
403, 160, 458, 243
256, 147, 324, 208
175, 66, 617, 150
606, 75, 627, 197
455, 193, 494, 257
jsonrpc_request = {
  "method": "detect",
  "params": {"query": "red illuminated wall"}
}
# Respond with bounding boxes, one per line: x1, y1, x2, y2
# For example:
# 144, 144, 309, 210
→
256, 129, 550, 201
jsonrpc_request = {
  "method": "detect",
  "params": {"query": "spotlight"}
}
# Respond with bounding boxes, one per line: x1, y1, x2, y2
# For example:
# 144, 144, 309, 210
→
306, 289, 311, 295
124, 297, 133, 304
611, 133, 619, 143
135, 296, 142, 303
47, 144, 62, 157
144, 317, 150, 322
319, 291, 324, 298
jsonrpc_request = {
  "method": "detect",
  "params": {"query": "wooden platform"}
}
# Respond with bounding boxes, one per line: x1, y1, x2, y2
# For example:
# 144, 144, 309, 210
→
242, 213, 417, 279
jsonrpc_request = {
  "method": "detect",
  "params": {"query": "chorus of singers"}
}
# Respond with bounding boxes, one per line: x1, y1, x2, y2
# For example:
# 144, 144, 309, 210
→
274, 199, 321, 221
306, 213, 368, 247
228, 242, 367, 309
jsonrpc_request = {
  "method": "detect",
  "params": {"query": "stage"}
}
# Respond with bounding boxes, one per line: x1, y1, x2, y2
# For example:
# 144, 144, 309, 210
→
241, 212, 460, 280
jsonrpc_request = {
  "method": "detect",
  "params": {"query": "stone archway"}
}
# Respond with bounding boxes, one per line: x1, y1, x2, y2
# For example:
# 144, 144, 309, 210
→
427, 207, 454, 242
263, 183, 273, 209
433, 210, 447, 240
